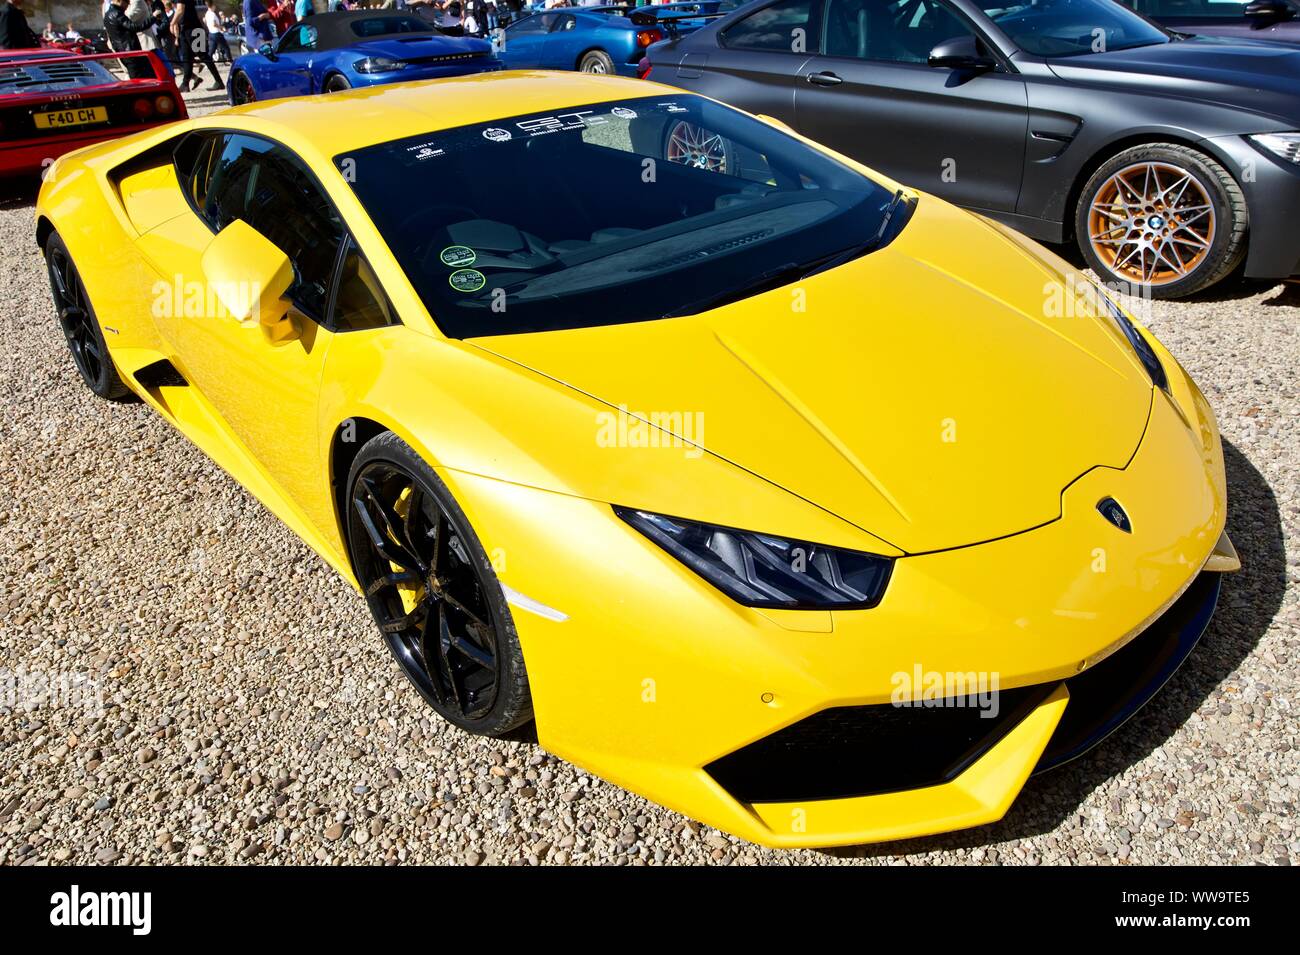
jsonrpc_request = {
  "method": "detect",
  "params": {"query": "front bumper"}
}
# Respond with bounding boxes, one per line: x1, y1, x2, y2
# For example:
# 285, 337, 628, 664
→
350, 59, 505, 88
446, 351, 1231, 848
1207, 133, 1300, 280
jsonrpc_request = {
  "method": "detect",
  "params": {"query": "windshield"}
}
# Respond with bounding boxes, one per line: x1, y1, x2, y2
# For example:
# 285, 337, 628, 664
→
336, 95, 897, 338
981, 0, 1170, 56
350, 16, 435, 37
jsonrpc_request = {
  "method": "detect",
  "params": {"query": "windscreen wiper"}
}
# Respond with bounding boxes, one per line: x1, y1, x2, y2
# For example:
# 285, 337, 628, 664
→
660, 261, 812, 319
800, 189, 912, 280
659, 191, 913, 319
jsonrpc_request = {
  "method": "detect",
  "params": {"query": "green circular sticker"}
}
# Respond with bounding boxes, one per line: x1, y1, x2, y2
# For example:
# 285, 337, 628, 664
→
448, 269, 486, 293
440, 245, 476, 268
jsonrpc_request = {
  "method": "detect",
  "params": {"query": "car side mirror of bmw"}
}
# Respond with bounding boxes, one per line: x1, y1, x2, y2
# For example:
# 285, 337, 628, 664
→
1243, 0, 1290, 22
927, 36, 996, 73
200, 221, 296, 338
258, 42, 277, 59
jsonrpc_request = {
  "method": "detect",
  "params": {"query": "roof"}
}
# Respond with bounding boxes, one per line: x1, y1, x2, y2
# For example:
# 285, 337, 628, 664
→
205, 71, 675, 158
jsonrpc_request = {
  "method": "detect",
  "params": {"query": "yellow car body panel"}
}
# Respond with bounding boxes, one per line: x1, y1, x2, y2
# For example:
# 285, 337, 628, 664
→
34, 72, 1234, 848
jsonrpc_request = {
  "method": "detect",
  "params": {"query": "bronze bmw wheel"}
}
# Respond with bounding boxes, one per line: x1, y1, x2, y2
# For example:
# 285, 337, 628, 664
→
345, 432, 532, 736
664, 120, 734, 175
1076, 144, 1247, 299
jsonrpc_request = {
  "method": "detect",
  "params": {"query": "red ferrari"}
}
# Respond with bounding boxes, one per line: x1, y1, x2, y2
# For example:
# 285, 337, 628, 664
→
0, 48, 186, 177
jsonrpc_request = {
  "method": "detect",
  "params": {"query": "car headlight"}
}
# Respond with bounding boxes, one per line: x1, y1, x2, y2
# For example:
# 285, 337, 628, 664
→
615, 507, 893, 610
1248, 132, 1300, 165
1100, 295, 1168, 392
354, 56, 406, 74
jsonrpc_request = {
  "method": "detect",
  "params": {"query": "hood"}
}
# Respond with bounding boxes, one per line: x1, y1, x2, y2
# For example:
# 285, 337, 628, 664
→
473, 198, 1155, 554
1046, 37, 1300, 126
354, 33, 494, 61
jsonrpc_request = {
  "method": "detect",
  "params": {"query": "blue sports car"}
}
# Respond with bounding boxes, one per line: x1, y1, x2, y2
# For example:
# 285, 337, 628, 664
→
229, 10, 502, 105
498, 3, 720, 77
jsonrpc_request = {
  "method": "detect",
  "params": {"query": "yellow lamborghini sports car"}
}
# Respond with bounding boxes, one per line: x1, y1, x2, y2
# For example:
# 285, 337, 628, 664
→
35, 72, 1240, 849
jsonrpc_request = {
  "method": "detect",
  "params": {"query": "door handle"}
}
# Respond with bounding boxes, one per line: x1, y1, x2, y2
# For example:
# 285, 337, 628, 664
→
806, 71, 843, 87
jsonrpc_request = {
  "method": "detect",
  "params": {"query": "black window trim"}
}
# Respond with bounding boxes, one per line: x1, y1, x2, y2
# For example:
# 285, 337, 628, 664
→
169, 128, 398, 332
810, 0, 1019, 74
322, 236, 400, 334
718, 0, 824, 54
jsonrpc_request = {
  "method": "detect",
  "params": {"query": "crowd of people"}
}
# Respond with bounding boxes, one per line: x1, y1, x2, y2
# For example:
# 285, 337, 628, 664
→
1, 0, 678, 83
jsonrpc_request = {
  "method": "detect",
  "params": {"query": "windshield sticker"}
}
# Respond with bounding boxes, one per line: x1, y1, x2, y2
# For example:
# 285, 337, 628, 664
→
449, 269, 486, 293
659, 102, 688, 113
404, 140, 444, 161
516, 111, 605, 138
482, 127, 513, 143
440, 245, 477, 268
611, 106, 638, 120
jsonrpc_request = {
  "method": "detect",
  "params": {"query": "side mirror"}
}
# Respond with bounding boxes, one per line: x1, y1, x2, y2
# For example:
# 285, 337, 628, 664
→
258, 42, 276, 59
928, 35, 996, 72
1244, 0, 1290, 22
200, 220, 296, 339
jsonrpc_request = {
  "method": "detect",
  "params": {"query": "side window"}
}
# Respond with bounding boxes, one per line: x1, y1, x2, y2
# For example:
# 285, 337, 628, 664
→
1129, 0, 1256, 15
821, 0, 972, 65
203, 134, 344, 322
278, 24, 316, 52
173, 130, 220, 212
556, 14, 577, 31
330, 241, 396, 332
509, 13, 553, 34
720, 0, 813, 52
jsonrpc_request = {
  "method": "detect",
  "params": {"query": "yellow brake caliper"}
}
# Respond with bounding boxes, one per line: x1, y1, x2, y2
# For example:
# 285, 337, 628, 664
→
391, 485, 424, 616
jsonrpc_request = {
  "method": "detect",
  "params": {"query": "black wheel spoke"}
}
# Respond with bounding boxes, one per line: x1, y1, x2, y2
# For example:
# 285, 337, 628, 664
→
361, 477, 428, 574
353, 488, 425, 574
364, 569, 418, 598
402, 485, 426, 559
379, 603, 426, 634
441, 590, 491, 635
448, 626, 494, 669
436, 604, 466, 713
416, 609, 445, 706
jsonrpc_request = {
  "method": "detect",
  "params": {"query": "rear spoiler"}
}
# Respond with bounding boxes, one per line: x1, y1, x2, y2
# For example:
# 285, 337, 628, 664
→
627, 7, 727, 38
0, 49, 175, 85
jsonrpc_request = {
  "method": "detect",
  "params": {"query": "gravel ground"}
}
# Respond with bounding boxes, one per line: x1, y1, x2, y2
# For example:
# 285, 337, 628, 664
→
0, 87, 1296, 866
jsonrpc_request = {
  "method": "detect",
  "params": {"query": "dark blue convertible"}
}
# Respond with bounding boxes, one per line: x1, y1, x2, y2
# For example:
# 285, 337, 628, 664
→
229, 10, 502, 104
498, 3, 722, 77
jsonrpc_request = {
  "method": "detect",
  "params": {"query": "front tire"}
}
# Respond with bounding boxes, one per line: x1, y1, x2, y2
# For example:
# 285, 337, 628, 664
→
1075, 143, 1247, 299
323, 73, 351, 93
578, 49, 615, 74
43, 232, 131, 401
230, 70, 255, 105
345, 432, 532, 736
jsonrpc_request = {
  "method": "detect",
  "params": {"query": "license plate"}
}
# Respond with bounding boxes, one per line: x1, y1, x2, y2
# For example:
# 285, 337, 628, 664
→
34, 106, 109, 130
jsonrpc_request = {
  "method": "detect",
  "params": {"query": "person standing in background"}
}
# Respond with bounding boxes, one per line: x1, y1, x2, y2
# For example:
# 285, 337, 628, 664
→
267, 0, 294, 35
0, 0, 39, 48
172, 0, 224, 90
243, 0, 273, 48
103, 0, 157, 78
126, 0, 159, 52
204, 3, 231, 60
293, 0, 312, 20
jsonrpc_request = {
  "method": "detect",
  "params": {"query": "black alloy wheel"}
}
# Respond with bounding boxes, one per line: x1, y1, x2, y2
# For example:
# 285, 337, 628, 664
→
44, 232, 131, 400
345, 433, 531, 735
